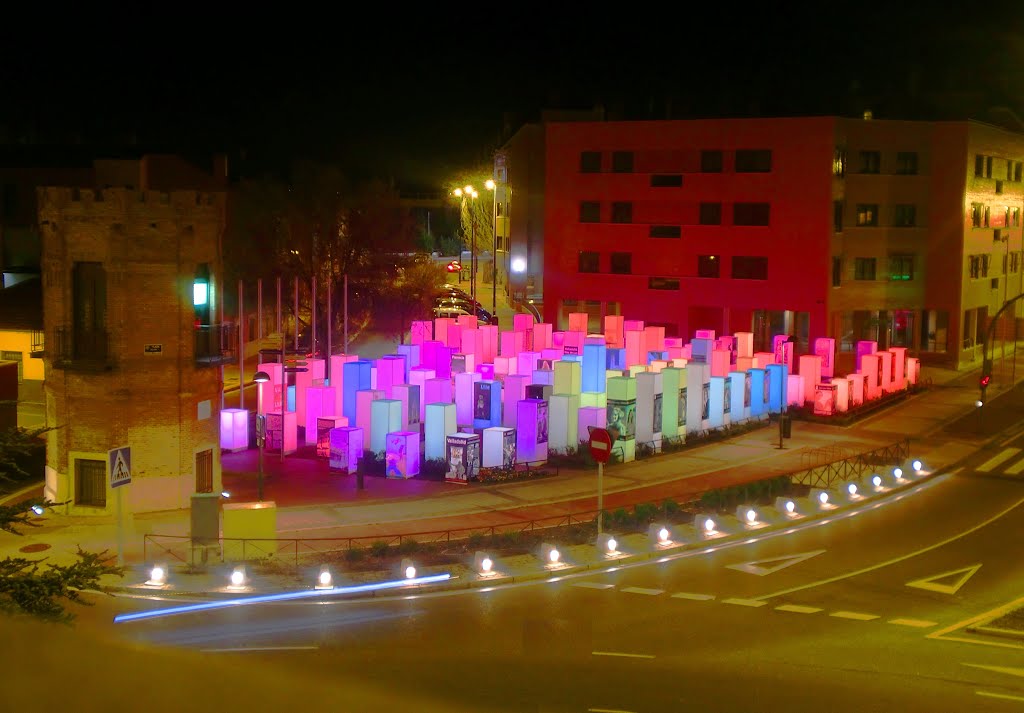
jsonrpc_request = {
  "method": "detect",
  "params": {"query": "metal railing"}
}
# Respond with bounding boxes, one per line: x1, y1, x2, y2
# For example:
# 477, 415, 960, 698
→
51, 326, 112, 370
194, 323, 236, 367
790, 438, 910, 489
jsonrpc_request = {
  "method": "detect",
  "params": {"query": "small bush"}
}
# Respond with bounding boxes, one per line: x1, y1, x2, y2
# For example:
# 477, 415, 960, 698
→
633, 502, 658, 524
467, 532, 487, 550
662, 499, 681, 517
369, 540, 390, 558
397, 538, 419, 555
344, 547, 365, 563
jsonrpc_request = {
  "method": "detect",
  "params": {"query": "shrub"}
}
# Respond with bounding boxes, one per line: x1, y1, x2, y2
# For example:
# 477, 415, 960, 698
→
662, 499, 681, 517
467, 532, 487, 550
633, 502, 658, 524
397, 538, 419, 555
344, 547, 365, 563
369, 540, 390, 558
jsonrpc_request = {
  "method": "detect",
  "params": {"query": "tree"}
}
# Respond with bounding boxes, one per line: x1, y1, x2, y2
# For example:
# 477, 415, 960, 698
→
0, 499, 49, 535
0, 421, 49, 490
0, 548, 123, 623
374, 259, 447, 343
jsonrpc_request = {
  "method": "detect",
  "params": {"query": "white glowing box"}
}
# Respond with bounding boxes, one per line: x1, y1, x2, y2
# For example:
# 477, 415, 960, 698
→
316, 416, 346, 458
685, 362, 709, 433
256, 362, 282, 415
516, 399, 549, 464
220, 408, 250, 452
635, 371, 662, 449
502, 374, 529, 428
328, 426, 362, 472
533, 322, 553, 351
445, 432, 481, 482
835, 377, 849, 412
554, 360, 582, 395
604, 315, 625, 348
786, 374, 804, 407
568, 312, 588, 332
408, 367, 436, 423
376, 355, 406, 398
424, 402, 457, 460
433, 318, 455, 346
385, 430, 420, 478
410, 320, 433, 345
454, 371, 481, 426
356, 389, 384, 447
370, 399, 403, 453
813, 383, 837, 416
518, 351, 540, 378
814, 337, 836, 379
494, 355, 513, 377
294, 358, 326, 427
265, 411, 297, 455
304, 386, 337, 445
707, 376, 725, 428
549, 393, 580, 451
798, 354, 822, 405
578, 406, 606, 446
482, 426, 516, 468
479, 324, 499, 363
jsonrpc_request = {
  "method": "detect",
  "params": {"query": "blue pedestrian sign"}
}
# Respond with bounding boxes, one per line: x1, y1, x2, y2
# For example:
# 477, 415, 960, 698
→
109, 446, 132, 488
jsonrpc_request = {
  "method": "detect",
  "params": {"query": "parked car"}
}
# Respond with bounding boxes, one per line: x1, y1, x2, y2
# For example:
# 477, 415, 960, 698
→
433, 299, 494, 324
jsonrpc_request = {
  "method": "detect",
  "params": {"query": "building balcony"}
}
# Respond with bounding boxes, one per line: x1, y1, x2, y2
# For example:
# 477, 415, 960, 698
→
51, 327, 115, 372
29, 330, 44, 359
194, 323, 236, 367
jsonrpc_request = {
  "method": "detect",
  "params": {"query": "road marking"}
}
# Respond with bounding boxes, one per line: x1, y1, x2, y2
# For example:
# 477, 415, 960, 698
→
588, 708, 638, 713
977, 691, 1024, 703
775, 604, 822, 614
592, 651, 655, 659
964, 663, 1024, 678
906, 564, 982, 595
977, 447, 1021, 473
621, 587, 664, 596
573, 582, 616, 590
726, 549, 826, 577
1007, 457, 1024, 475
200, 646, 319, 653
888, 618, 937, 628
755, 493, 1024, 601
722, 598, 768, 608
671, 592, 716, 601
830, 611, 879, 621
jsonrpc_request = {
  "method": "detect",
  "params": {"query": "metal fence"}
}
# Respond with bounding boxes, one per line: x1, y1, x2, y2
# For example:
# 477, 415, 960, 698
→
790, 438, 910, 489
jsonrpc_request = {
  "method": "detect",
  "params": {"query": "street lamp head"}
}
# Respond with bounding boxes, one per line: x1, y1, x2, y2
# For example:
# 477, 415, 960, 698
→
253, 371, 271, 384
470, 189, 478, 199
485, 179, 495, 190
453, 188, 463, 197
464, 184, 473, 193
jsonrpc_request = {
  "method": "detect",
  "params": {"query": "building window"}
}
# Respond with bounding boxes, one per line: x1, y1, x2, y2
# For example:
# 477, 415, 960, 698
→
971, 203, 984, 228
996, 180, 1005, 195
697, 255, 721, 278
854, 257, 877, 280
735, 149, 772, 173
893, 204, 917, 227
986, 156, 993, 178
701, 150, 723, 173
896, 151, 919, 175
733, 202, 770, 226
975, 155, 985, 177
888, 254, 914, 281
650, 174, 683, 187
922, 310, 948, 353
578, 251, 599, 273
1008, 161, 1015, 181
648, 277, 680, 290
75, 458, 106, 507
579, 201, 600, 223
72, 261, 108, 361
834, 200, 843, 232
649, 225, 681, 239
985, 206, 991, 227
859, 151, 881, 174
699, 202, 722, 225
580, 151, 601, 173
833, 147, 847, 177
1011, 251, 1022, 274
1016, 162, 1023, 182
832, 257, 842, 287
196, 449, 214, 494
611, 202, 633, 224
610, 252, 632, 274
969, 254, 990, 279
1013, 207, 1021, 227
612, 151, 634, 173
731, 256, 768, 280
856, 204, 878, 227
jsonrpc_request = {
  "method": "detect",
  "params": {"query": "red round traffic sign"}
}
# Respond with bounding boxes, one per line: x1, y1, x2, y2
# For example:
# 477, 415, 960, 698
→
588, 427, 613, 463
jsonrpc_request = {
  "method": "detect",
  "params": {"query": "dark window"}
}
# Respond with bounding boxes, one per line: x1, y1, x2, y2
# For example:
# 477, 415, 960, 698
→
196, 449, 213, 493
697, 255, 721, 278
986, 156, 993, 178
579, 201, 600, 223
578, 251, 599, 273
75, 458, 106, 507
649, 225, 681, 238
889, 254, 914, 281
611, 202, 633, 223
996, 180, 1004, 195
2, 184, 16, 220
648, 277, 680, 290
854, 257, 877, 280
72, 262, 107, 360
972, 203, 984, 227
832, 257, 842, 287
733, 202, 770, 226
856, 204, 878, 227
985, 206, 991, 227
859, 151, 881, 174
612, 151, 634, 173
975, 155, 985, 177
650, 174, 683, 187
580, 151, 601, 173
735, 149, 772, 172
833, 200, 843, 232
610, 252, 632, 274
1008, 161, 1015, 181
896, 152, 918, 175
699, 202, 722, 225
731, 256, 768, 280
894, 204, 917, 227
1016, 162, 1023, 182
701, 150, 723, 173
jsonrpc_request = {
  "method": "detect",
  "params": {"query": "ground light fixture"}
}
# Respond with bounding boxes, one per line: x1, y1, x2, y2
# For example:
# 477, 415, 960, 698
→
145, 563, 168, 587
401, 558, 416, 580
30, 505, 44, 516
774, 497, 800, 518
893, 467, 905, 480
864, 473, 886, 493
810, 489, 833, 511
474, 551, 495, 577
912, 459, 924, 474
649, 524, 673, 547
228, 566, 247, 590
540, 543, 561, 567
694, 513, 720, 538
596, 533, 619, 556
315, 565, 333, 590
220, 491, 231, 498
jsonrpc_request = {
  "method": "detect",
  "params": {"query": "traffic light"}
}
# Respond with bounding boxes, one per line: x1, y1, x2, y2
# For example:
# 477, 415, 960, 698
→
980, 374, 991, 389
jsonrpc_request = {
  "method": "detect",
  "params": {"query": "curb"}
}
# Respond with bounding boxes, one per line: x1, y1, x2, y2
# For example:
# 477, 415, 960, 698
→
0, 482, 44, 507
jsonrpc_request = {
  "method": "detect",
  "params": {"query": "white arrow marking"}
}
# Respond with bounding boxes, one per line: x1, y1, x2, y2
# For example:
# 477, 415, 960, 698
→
964, 663, 1024, 678
906, 564, 982, 595
726, 549, 826, 576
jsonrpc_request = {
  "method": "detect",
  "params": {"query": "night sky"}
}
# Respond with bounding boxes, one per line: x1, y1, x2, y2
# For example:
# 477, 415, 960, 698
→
2, 12, 1021, 191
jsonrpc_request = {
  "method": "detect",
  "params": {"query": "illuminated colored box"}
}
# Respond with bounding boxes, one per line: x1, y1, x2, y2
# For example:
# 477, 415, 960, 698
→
890, 347, 907, 389
316, 416, 346, 458
503, 374, 529, 427
500, 330, 526, 358
856, 340, 878, 371
477, 363, 495, 380
445, 432, 481, 482
625, 319, 645, 332
748, 368, 767, 418
256, 362, 282, 415
425, 402, 457, 460
514, 312, 536, 333
729, 371, 748, 422
568, 312, 588, 332
583, 342, 608, 393
265, 411, 297, 455
409, 367, 436, 423
604, 315, 625, 348
563, 330, 584, 356
690, 338, 712, 364
420, 340, 443, 370
907, 357, 920, 385
518, 351, 540, 378
814, 337, 836, 379
342, 360, 372, 423
482, 427, 516, 468
480, 325, 499, 363
445, 323, 462, 351
735, 332, 754, 358
516, 399, 549, 464
580, 391, 607, 408
455, 371, 481, 426
786, 375, 804, 407
385, 431, 420, 478
460, 328, 480, 363
433, 345, 454, 379
798, 355, 822, 404
710, 349, 730, 378
578, 406, 606, 445
295, 358, 326, 427
472, 380, 502, 430
392, 383, 421, 432
861, 354, 882, 400
452, 352, 474, 376
371, 399, 403, 453
549, 393, 580, 452
849, 373, 866, 406
607, 376, 637, 449
533, 323, 553, 351
835, 377, 849, 412
552, 331, 565, 347
635, 372, 662, 449
708, 376, 725, 428
329, 426, 363, 472
328, 355, 357, 416
495, 355, 513, 377
526, 383, 551, 401
425, 377, 454, 408
223, 502, 277, 561
395, 345, 418, 377
376, 356, 406, 398
410, 320, 432, 345
629, 364, 647, 377
878, 350, 894, 393
457, 313, 478, 330
434, 318, 455, 346
660, 367, 686, 438
287, 384, 295, 412
814, 383, 837, 416
685, 362, 709, 432
220, 408, 249, 452
532, 368, 554, 386
625, 330, 644, 368
304, 386, 336, 445
356, 389, 384, 448
554, 360, 582, 395
736, 356, 753, 372
542, 347, 564, 361
694, 329, 715, 340
766, 363, 788, 414
644, 326, 665, 356
752, 352, 775, 368
606, 348, 626, 370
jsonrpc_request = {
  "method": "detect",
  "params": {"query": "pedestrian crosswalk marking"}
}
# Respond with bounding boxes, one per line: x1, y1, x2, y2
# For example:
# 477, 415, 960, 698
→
977, 447, 1021, 473
1005, 457, 1024, 475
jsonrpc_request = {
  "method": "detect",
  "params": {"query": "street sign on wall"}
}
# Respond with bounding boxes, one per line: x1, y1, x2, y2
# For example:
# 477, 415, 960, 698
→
109, 446, 132, 488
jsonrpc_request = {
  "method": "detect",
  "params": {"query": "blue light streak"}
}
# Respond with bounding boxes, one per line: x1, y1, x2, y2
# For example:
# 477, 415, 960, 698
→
113, 573, 452, 624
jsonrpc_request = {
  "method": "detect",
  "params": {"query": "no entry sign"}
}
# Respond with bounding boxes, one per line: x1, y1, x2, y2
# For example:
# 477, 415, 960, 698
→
588, 427, 613, 464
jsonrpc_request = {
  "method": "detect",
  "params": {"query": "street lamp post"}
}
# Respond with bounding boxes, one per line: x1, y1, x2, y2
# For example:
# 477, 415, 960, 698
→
253, 370, 271, 502
485, 178, 497, 318
453, 185, 479, 302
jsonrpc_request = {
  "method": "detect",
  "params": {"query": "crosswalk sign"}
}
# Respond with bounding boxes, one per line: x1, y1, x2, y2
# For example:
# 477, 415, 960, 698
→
109, 446, 132, 488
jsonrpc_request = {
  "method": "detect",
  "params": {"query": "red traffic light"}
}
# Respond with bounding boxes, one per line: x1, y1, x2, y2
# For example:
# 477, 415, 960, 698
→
980, 375, 991, 388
